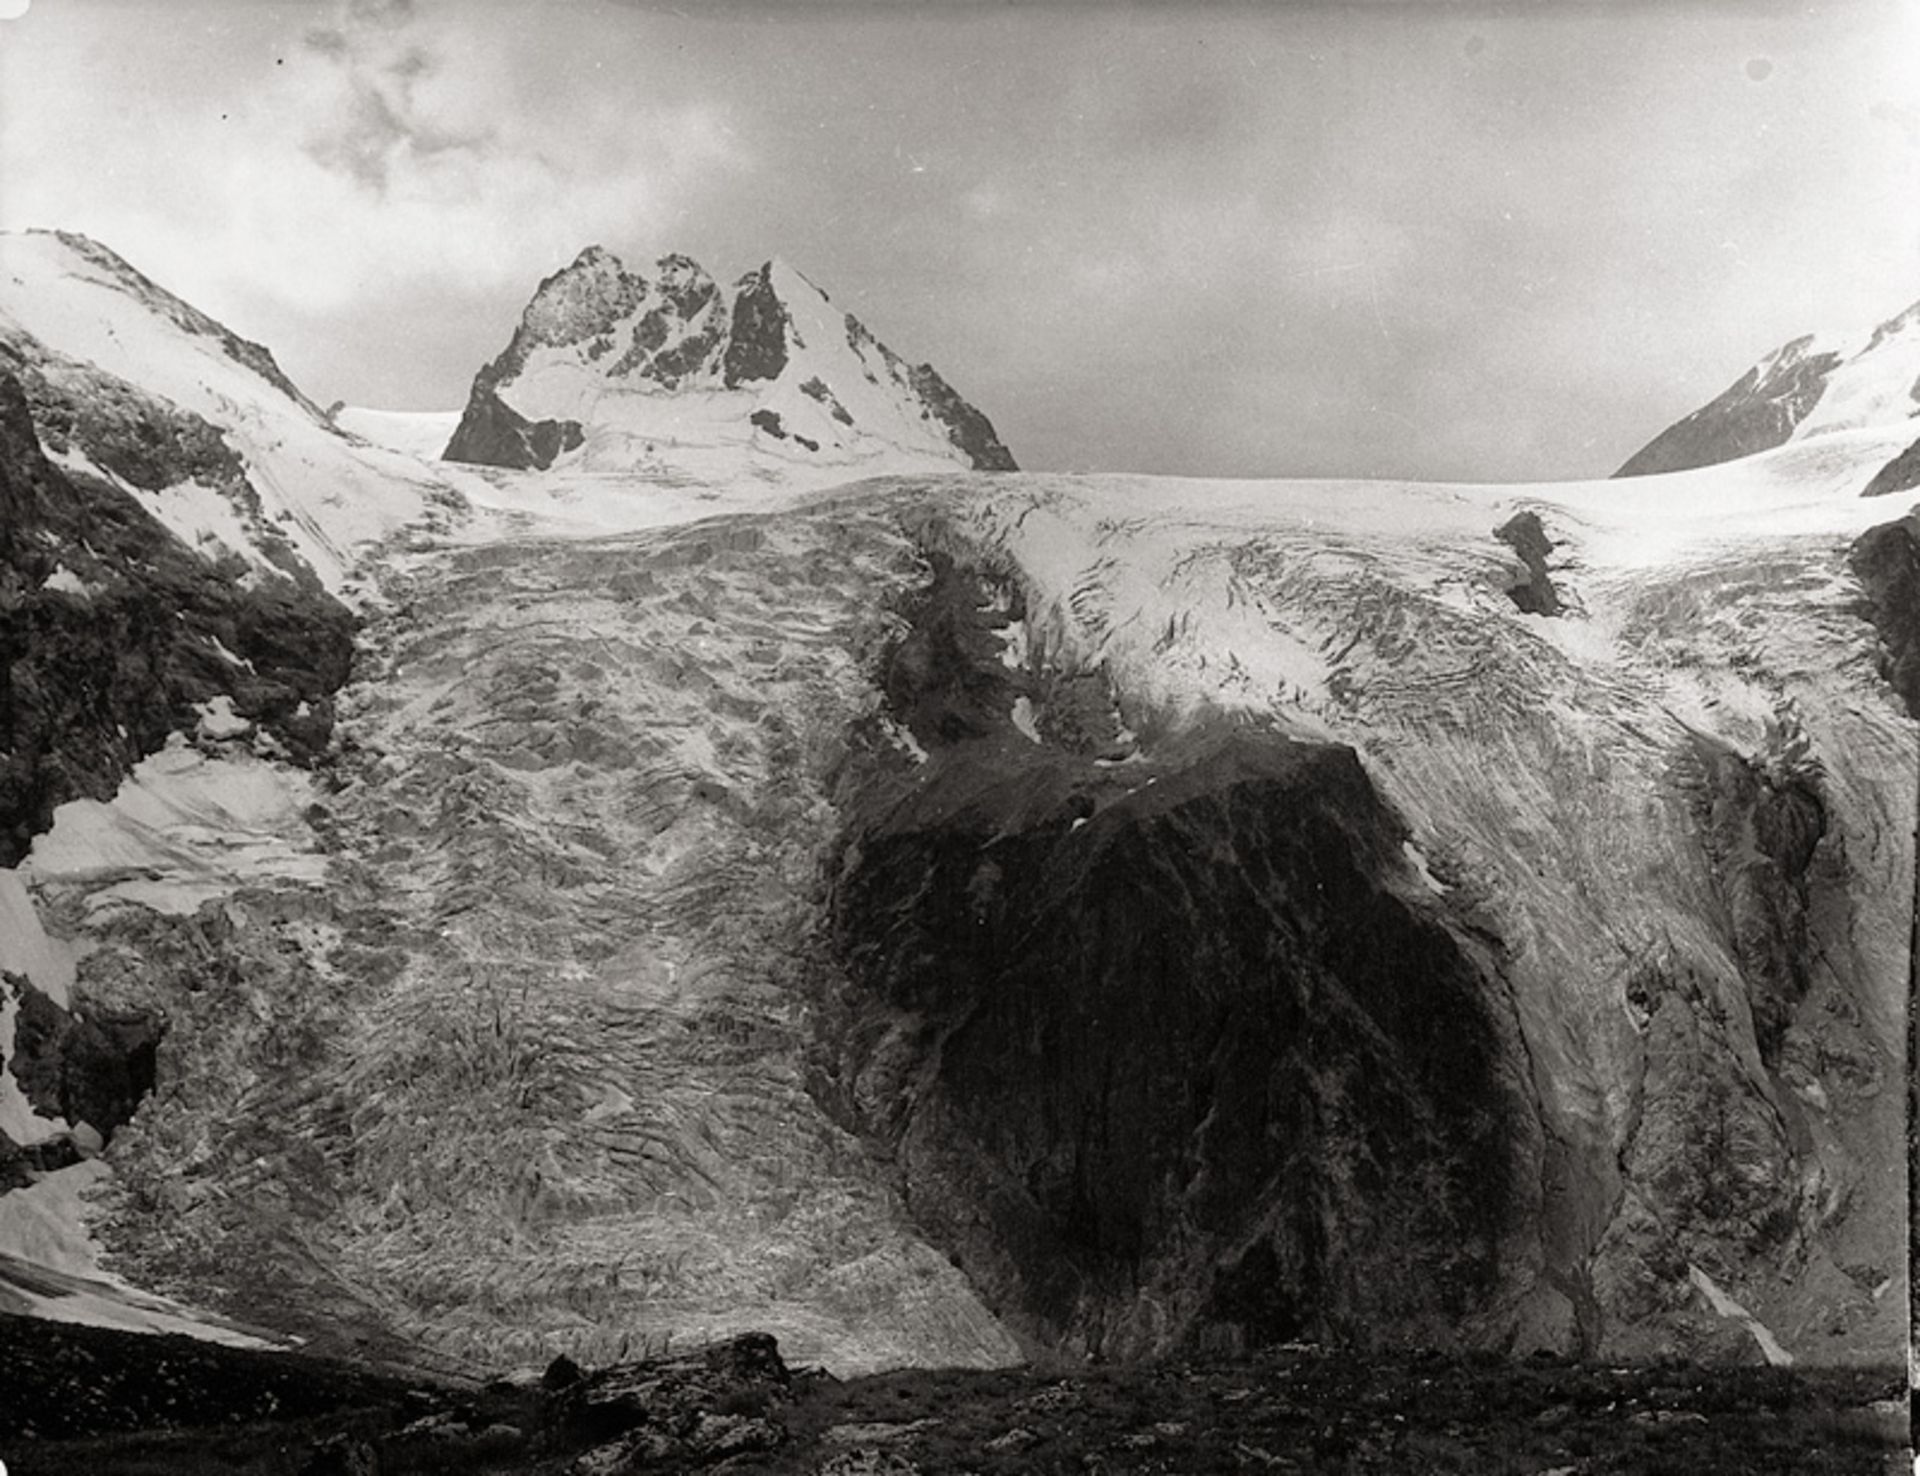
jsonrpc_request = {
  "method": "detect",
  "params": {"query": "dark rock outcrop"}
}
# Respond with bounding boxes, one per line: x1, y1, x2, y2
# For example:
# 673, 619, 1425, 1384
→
442, 367, 585, 470
1862, 434, 1920, 499
0, 329, 319, 590
1848, 511, 1920, 717
1846, 510, 1920, 1369
1616, 296, 1920, 479
817, 551, 1532, 1359
721, 263, 791, 388
1493, 510, 1563, 616
907, 360, 1019, 472
0, 371, 356, 864
1616, 336, 1842, 478
547, 1333, 793, 1468
1681, 730, 1826, 1063
6, 972, 163, 1144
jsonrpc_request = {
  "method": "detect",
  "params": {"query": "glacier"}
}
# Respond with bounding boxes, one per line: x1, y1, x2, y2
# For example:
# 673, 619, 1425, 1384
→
0, 230, 1912, 1383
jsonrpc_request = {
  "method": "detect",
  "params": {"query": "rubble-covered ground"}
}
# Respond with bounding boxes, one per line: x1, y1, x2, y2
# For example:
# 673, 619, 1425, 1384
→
2, 1316, 1906, 1476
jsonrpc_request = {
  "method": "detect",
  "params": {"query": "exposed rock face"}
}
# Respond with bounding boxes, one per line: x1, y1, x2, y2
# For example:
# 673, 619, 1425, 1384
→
0, 370, 355, 863
1493, 510, 1563, 616
444, 246, 1016, 475
821, 552, 1534, 1359
1849, 510, 1920, 717
0, 329, 317, 588
722, 263, 791, 388
906, 361, 1018, 472
442, 364, 585, 471
1863, 434, 1920, 499
1846, 510, 1920, 1364
6, 972, 163, 1144
1617, 337, 1841, 478
1682, 730, 1826, 1062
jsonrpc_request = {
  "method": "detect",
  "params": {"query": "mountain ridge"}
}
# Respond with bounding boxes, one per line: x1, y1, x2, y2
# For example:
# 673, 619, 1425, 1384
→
444, 245, 1017, 476
1618, 296, 1920, 484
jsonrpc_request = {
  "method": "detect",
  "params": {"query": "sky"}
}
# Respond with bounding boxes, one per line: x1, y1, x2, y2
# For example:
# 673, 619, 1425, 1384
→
0, 0, 1915, 482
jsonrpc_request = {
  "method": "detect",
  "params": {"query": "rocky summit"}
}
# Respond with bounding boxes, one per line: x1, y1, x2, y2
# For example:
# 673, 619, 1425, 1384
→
444, 246, 1017, 477
0, 230, 1914, 1470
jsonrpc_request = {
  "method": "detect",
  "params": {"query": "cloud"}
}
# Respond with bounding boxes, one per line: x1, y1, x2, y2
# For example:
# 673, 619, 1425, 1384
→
0, 0, 753, 338
296, 0, 495, 192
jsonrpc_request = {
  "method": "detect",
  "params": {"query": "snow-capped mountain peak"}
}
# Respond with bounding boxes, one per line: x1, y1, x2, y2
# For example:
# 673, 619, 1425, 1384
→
444, 244, 1015, 477
1618, 293, 1920, 481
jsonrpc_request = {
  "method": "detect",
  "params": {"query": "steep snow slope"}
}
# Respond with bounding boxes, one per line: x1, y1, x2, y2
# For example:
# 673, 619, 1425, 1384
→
1619, 297, 1920, 481
0, 231, 461, 591
444, 247, 1015, 481
334, 406, 462, 463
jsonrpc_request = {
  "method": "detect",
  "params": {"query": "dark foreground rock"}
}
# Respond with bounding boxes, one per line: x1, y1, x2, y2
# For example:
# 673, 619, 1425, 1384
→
2, 1314, 1903, 1475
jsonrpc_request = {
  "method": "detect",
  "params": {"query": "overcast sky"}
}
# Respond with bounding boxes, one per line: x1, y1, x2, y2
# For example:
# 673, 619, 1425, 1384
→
1, 0, 1914, 481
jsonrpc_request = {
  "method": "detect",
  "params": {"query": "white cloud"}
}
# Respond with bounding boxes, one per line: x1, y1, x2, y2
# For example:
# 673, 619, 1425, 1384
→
0, 0, 751, 327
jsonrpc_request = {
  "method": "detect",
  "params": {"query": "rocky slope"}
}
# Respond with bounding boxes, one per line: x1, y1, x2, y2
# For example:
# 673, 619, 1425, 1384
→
444, 246, 1016, 478
1618, 297, 1920, 490
6, 1318, 1905, 1475
0, 370, 355, 863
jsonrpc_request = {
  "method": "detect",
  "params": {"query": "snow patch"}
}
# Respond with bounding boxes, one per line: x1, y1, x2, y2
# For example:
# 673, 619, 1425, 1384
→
0, 870, 76, 1006
194, 695, 253, 740
999, 616, 1030, 671
1010, 695, 1043, 745
40, 564, 94, 597
0, 1161, 278, 1348
1687, 1264, 1794, 1367
23, 740, 322, 915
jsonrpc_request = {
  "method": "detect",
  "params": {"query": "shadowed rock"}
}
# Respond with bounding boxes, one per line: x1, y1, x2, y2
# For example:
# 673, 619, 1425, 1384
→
1493, 510, 1563, 615
0, 372, 355, 863
820, 553, 1531, 1360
